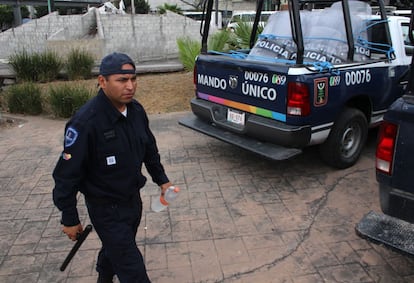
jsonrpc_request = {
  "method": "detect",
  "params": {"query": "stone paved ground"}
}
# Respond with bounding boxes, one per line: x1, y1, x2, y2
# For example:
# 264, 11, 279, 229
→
1, 112, 414, 283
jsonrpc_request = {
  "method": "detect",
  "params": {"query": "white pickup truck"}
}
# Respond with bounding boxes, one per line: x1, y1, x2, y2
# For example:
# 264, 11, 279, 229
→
180, 0, 413, 169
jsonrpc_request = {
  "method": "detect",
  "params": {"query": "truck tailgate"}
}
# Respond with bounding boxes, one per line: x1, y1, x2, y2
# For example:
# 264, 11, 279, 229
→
195, 54, 290, 122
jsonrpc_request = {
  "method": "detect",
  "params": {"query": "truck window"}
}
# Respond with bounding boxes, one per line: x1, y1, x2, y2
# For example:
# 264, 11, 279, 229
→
367, 19, 392, 59
401, 22, 414, 55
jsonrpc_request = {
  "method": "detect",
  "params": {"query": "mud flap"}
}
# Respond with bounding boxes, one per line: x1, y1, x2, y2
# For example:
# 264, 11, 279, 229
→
178, 114, 302, 160
355, 211, 414, 257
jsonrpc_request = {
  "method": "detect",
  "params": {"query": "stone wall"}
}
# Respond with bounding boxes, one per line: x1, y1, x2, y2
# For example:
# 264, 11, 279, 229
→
0, 11, 96, 59
0, 9, 202, 63
96, 11, 201, 62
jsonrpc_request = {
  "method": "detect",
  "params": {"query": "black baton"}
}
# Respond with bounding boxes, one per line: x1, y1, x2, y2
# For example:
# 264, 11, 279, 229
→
60, 224, 93, 271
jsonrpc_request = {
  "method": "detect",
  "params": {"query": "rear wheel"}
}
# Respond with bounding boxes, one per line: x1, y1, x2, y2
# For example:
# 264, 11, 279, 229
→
320, 107, 368, 169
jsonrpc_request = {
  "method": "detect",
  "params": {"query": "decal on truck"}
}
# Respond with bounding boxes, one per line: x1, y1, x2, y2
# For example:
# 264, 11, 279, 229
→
272, 74, 287, 85
244, 71, 269, 83
345, 69, 372, 86
241, 83, 277, 101
314, 78, 328, 106
198, 73, 278, 102
198, 74, 227, 90
329, 75, 341, 86
197, 92, 286, 122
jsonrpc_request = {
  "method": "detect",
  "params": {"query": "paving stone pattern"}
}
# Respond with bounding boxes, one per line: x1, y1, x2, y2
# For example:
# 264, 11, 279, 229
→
1, 112, 414, 283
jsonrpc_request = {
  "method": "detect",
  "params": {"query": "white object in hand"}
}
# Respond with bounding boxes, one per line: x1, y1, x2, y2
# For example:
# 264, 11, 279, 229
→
151, 186, 180, 212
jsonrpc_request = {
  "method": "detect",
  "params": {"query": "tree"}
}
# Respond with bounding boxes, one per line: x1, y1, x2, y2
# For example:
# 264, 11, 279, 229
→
35, 6, 48, 18
135, 0, 150, 14
0, 5, 29, 30
0, 5, 14, 30
179, 0, 204, 10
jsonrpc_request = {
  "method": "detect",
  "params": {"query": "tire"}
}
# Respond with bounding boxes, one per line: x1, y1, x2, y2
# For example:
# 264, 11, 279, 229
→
319, 107, 368, 169
379, 183, 391, 215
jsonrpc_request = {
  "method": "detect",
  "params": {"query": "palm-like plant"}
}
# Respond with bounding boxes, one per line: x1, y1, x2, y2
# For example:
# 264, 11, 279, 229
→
157, 3, 182, 14
176, 21, 265, 70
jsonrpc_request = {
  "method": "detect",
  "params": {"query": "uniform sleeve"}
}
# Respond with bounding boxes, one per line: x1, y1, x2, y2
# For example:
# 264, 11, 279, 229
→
142, 113, 170, 186
52, 120, 88, 226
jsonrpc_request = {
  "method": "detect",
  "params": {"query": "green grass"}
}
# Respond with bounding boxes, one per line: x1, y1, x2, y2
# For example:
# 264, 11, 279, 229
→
48, 84, 93, 118
7, 82, 43, 114
9, 50, 63, 82
66, 49, 95, 80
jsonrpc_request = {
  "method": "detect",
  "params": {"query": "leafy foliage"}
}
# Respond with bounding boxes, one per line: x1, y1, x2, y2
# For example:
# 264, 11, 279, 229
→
157, 3, 182, 14
48, 84, 93, 118
208, 30, 231, 52
135, 0, 150, 14
177, 22, 264, 70
0, 5, 29, 30
229, 21, 264, 50
0, 5, 14, 30
66, 49, 95, 80
9, 51, 63, 82
38, 51, 64, 82
177, 36, 201, 71
7, 83, 43, 115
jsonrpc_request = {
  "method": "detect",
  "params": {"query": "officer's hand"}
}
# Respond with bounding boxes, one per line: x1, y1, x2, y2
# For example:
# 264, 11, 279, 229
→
160, 182, 173, 195
62, 224, 83, 241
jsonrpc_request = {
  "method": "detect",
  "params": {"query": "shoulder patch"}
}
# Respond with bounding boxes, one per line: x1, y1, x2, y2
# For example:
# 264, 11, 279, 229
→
65, 127, 78, 147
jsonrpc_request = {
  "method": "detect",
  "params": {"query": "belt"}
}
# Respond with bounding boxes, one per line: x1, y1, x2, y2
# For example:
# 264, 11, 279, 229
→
85, 192, 140, 206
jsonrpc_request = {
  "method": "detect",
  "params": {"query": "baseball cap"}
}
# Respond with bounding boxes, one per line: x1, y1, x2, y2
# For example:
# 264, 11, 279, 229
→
99, 52, 136, 76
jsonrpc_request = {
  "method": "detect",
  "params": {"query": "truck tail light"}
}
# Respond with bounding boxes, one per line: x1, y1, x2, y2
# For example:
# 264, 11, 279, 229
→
376, 121, 398, 175
287, 82, 310, 116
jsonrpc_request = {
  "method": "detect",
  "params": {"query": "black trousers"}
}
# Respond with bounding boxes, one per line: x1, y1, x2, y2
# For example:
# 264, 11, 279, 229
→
86, 193, 151, 283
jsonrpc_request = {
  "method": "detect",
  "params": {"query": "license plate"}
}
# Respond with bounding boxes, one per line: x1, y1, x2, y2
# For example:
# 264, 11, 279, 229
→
227, 109, 245, 125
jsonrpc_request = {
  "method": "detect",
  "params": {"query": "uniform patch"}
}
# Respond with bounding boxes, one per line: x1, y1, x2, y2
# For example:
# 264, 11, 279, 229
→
104, 129, 116, 140
62, 153, 72, 160
65, 127, 78, 147
106, 156, 116, 166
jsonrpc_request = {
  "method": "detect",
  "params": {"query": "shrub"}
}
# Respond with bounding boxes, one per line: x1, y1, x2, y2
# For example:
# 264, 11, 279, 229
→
135, 0, 150, 14
176, 37, 201, 71
157, 3, 182, 14
48, 84, 93, 118
230, 21, 264, 49
7, 83, 43, 115
38, 51, 63, 82
208, 30, 231, 52
9, 51, 63, 82
66, 49, 95, 80
9, 51, 36, 81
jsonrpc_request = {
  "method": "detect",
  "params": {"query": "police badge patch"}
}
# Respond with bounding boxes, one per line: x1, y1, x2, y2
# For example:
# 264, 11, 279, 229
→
65, 127, 78, 147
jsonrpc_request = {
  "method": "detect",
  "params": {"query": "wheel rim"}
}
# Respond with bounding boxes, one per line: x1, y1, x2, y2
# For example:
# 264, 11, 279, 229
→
340, 121, 362, 158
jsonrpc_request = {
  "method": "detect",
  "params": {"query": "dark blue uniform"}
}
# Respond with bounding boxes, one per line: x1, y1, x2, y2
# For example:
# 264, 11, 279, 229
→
53, 89, 169, 282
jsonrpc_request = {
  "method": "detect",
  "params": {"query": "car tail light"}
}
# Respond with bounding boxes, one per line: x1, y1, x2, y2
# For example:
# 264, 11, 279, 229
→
376, 121, 398, 175
287, 82, 310, 116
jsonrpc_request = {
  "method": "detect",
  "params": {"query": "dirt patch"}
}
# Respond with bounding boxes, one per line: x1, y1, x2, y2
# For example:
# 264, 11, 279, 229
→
0, 71, 195, 128
136, 71, 194, 114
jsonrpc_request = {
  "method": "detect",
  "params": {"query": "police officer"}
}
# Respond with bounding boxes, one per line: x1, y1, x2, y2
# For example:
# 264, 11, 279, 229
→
53, 52, 174, 283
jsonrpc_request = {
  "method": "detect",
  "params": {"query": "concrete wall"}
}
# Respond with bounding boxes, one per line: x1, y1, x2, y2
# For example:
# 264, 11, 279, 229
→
96, 11, 201, 62
0, 9, 202, 63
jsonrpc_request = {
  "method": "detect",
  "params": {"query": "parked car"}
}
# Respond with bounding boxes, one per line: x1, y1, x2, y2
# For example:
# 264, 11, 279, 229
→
226, 10, 274, 31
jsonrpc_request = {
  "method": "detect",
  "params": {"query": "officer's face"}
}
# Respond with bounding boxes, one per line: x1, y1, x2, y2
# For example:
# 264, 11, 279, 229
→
98, 64, 137, 112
